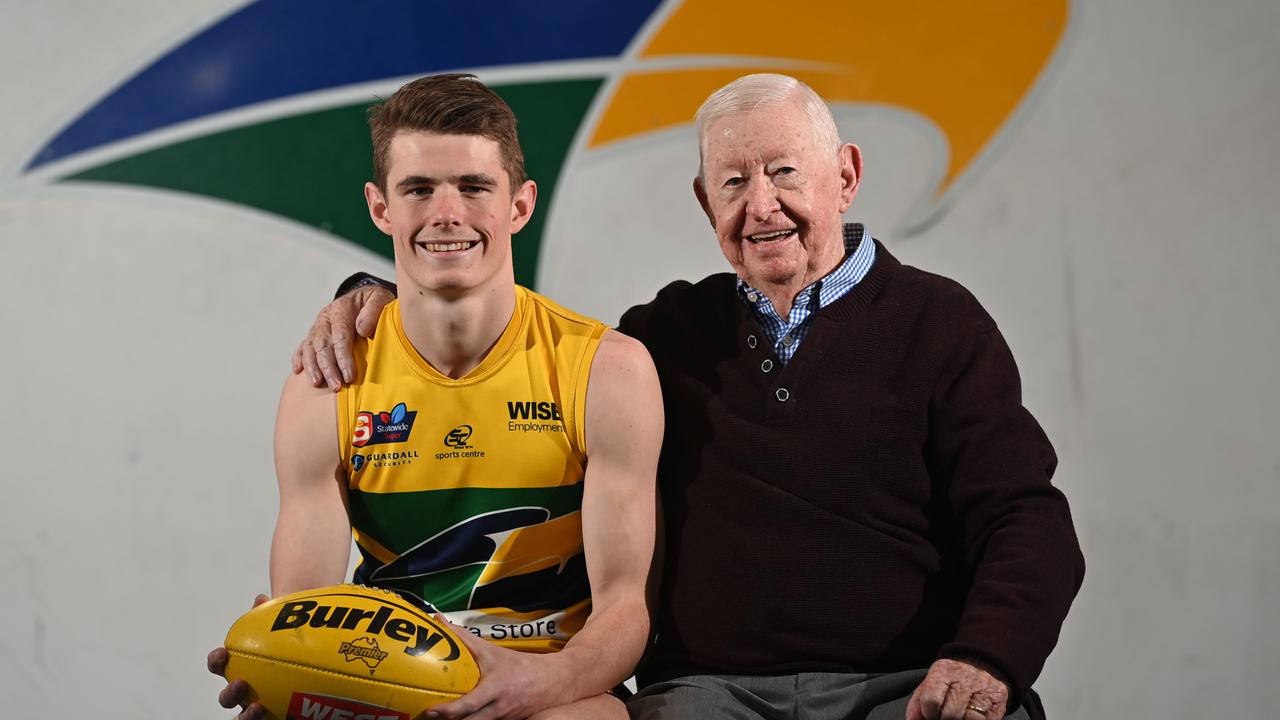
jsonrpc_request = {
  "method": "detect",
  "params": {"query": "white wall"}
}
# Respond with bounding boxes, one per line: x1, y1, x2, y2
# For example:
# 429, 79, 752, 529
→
2, 1, 1277, 717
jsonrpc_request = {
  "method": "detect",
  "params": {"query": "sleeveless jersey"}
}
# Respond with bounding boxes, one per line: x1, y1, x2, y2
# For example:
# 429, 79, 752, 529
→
337, 287, 607, 653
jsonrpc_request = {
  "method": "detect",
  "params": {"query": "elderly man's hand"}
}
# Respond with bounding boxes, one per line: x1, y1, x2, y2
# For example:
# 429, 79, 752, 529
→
291, 284, 394, 391
905, 659, 1010, 720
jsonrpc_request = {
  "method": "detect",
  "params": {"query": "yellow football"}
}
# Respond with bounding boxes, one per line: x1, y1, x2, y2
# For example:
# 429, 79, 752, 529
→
224, 584, 480, 720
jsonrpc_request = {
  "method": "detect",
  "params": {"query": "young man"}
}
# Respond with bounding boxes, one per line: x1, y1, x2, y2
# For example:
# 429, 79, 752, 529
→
212, 74, 663, 720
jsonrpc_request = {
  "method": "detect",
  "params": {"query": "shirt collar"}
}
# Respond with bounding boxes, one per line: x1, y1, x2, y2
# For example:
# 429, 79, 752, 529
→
736, 223, 868, 309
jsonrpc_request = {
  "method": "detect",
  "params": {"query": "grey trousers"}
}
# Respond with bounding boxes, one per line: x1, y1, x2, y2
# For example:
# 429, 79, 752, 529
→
627, 669, 1036, 720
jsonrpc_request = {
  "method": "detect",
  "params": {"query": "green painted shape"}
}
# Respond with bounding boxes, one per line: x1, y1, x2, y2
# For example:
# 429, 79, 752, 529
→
348, 484, 584, 555
384, 566, 484, 612
350, 483, 585, 612
496, 81, 601, 288
64, 78, 603, 289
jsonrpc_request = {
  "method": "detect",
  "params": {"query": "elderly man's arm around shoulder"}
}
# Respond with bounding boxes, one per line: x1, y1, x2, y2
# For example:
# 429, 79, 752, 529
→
428, 330, 664, 720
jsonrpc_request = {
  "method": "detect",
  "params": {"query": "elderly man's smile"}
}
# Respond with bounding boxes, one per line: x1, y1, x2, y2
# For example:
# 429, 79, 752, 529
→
745, 228, 797, 244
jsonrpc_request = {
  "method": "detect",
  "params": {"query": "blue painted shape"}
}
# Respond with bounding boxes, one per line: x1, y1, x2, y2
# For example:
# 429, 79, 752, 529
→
370, 507, 551, 581
27, 0, 661, 170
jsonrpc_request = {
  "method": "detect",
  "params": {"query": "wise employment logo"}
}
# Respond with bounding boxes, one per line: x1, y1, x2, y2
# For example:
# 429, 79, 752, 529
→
22, 0, 1070, 282
353, 402, 417, 448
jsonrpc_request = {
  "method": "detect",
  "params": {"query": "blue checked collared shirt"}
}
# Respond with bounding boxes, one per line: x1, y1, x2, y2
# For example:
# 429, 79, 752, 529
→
736, 223, 876, 366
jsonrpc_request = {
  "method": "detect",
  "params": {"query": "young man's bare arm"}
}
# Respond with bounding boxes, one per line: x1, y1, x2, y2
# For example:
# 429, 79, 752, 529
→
270, 369, 352, 594
210, 371, 353, 719
556, 329, 663, 694
427, 330, 663, 720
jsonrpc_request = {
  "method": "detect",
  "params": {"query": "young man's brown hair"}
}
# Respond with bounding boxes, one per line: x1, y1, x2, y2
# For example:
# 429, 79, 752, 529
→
368, 73, 526, 192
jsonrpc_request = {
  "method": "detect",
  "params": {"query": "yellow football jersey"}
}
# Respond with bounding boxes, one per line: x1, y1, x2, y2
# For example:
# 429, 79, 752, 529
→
337, 287, 607, 653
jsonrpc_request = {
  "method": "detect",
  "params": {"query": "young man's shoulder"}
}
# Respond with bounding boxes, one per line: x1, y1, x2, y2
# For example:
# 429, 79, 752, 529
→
521, 285, 608, 334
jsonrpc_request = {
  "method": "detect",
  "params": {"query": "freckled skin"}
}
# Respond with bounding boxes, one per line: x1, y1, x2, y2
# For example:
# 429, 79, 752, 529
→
694, 103, 862, 316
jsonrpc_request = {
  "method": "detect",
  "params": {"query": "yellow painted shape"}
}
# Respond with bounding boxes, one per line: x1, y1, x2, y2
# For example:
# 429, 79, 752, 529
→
477, 511, 583, 586
591, 0, 1067, 196
554, 597, 590, 636
352, 527, 399, 565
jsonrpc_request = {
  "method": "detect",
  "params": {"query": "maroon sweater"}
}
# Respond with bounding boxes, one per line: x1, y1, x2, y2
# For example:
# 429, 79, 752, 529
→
618, 241, 1084, 703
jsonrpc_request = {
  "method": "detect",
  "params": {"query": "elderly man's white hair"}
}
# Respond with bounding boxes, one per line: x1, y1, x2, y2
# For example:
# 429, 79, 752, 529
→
694, 73, 842, 176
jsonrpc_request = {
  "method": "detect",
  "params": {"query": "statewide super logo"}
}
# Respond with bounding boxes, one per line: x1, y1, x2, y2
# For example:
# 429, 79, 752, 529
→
353, 403, 417, 448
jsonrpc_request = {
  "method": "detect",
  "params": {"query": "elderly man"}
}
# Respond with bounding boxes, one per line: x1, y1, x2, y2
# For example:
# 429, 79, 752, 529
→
299, 74, 1083, 720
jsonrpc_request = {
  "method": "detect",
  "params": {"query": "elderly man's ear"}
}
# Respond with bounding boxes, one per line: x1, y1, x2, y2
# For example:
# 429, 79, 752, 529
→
838, 143, 863, 213
692, 175, 715, 229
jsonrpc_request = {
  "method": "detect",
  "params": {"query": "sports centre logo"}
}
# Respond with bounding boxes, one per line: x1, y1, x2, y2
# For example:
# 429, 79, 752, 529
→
20, 0, 1071, 287
443, 425, 474, 449
437, 424, 484, 460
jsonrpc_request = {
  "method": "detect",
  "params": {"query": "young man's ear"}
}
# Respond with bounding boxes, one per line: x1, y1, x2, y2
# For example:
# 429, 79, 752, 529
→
365, 182, 393, 236
509, 179, 538, 234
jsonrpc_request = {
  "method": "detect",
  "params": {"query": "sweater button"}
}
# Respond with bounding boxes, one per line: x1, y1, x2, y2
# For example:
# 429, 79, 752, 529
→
775, 387, 790, 402
746, 334, 758, 349
761, 359, 774, 373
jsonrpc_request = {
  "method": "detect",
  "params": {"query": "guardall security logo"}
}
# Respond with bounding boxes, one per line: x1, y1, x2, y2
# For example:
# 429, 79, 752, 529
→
353, 448, 420, 471
353, 402, 417, 448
